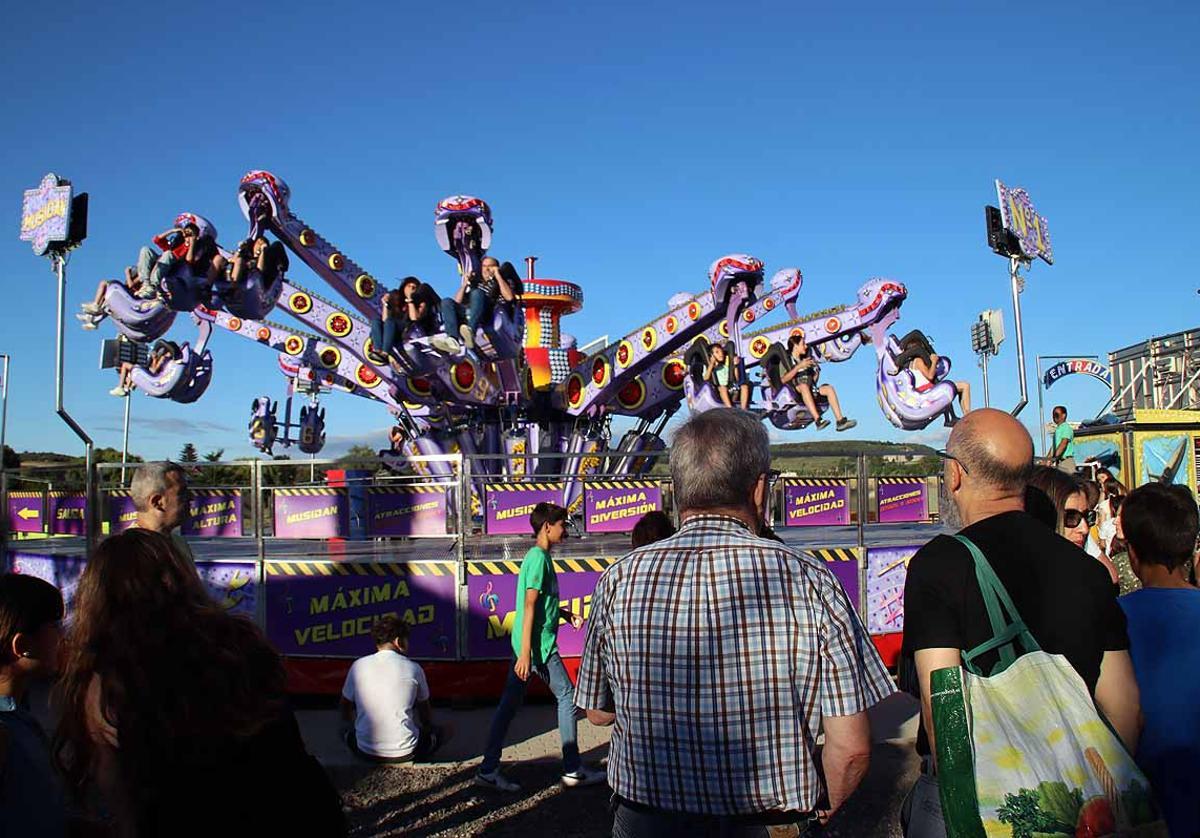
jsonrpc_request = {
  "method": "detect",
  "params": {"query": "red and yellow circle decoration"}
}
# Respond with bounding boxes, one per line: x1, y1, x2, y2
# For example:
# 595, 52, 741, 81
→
616, 378, 646, 411
355, 274, 376, 299
451, 361, 476, 393
318, 347, 341, 369
665, 315, 678, 335
356, 364, 381, 388
749, 336, 771, 359
255, 326, 271, 342
686, 301, 700, 321
323, 373, 335, 387
283, 335, 304, 356
763, 297, 776, 311
718, 320, 730, 338
226, 317, 243, 332
663, 359, 687, 390
825, 317, 841, 334
615, 340, 634, 369
743, 308, 756, 323
326, 312, 352, 338
327, 253, 344, 271
299, 229, 316, 246
591, 356, 611, 388
409, 376, 433, 398
288, 292, 312, 314
640, 327, 658, 352
565, 373, 585, 408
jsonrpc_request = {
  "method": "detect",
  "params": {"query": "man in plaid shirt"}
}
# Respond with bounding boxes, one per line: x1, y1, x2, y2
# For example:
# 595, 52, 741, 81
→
576, 409, 894, 836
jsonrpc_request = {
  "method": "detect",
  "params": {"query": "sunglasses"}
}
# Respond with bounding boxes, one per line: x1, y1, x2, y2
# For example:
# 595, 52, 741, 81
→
1063, 509, 1096, 529
935, 449, 969, 474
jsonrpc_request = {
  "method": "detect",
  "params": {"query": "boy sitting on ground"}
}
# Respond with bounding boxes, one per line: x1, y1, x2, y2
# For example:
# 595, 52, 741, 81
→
340, 615, 445, 763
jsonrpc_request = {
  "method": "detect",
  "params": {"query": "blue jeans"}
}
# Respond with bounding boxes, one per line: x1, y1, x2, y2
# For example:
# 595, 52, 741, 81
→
612, 802, 816, 837
480, 652, 580, 774
440, 288, 492, 337
369, 318, 399, 357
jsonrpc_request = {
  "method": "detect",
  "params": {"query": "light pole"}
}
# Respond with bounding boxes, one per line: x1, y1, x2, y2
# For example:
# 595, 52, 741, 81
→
121, 391, 132, 485
970, 310, 1004, 408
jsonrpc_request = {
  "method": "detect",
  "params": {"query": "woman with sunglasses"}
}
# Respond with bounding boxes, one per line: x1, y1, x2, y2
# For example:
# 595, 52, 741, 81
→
1029, 466, 1119, 585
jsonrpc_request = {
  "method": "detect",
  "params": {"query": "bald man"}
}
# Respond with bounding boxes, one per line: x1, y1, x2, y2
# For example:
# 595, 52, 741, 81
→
899, 410, 1140, 836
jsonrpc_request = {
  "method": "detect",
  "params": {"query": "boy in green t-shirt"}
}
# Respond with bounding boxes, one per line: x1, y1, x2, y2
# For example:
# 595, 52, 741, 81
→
476, 503, 606, 792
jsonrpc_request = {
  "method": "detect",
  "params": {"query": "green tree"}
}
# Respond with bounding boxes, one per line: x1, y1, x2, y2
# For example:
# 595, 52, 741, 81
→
340, 444, 379, 462
2, 446, 20, 469
179, 443, 199, 463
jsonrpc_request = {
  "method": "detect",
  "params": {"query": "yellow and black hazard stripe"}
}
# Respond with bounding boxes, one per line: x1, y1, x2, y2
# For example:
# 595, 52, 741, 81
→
106, 490, 132, 498
810, 547, 859, 564
47, 490, 85, 497
8, 491, 42, 498
586, 480, 661, 490
367, 485, 447, 495
877, 477, 929, 485
466, 556, 617, 576
485, 482, 564, 492
266, 560, 457, 577
783, 478, 848, 487
273, 487, 348, 496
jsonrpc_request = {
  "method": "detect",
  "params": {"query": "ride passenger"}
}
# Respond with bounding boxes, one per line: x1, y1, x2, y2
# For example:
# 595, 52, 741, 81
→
433, 256, 515, 353
779, 334, 856, 431
229, 236, 288, 288
368, 278, 439, 364
110, 340, 181, 397
893, 329, 970, 414
703, 344, 751, 410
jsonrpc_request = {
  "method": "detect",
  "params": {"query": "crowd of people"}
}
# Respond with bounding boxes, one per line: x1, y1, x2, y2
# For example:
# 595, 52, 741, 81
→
2, 407, 1197, 836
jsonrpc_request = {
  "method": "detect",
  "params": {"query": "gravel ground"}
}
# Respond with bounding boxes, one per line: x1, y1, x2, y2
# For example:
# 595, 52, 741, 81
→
332, 741, 918, 837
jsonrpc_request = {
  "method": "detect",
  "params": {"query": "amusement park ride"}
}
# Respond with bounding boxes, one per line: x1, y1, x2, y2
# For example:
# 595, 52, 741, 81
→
76, 170, 961, 505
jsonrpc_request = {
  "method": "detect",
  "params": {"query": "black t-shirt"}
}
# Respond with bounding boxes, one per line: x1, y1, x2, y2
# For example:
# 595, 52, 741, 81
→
900, 510, 1128, 754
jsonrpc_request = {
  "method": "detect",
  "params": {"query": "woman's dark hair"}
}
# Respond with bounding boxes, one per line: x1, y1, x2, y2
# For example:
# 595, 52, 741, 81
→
1027, 465, 1084, 536
384, 288, 405, 317
54, 529, 286, 811
0, 573, 63, 665
1080, 479, 1101, 510
787, 334, 805, 351
1023, 485, 1058, 530
529, 502, 568, 535
631, 511, 675, 549
370, 615, 411, 647
1121, 483, 1199, 571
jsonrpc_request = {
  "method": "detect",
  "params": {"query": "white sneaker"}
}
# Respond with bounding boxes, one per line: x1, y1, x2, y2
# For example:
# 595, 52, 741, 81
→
81, 302, 102, 314
75, 312, 94, 322
459, 324, 476, 350
474, 769, 521, 792
561, 766, 607, 788
430, 334, 460, 354
109, 385, 128, 397
81, 320, 98, 330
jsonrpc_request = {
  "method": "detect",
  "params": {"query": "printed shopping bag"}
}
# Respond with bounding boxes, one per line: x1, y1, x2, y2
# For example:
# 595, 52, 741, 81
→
930, 535, 1165, 838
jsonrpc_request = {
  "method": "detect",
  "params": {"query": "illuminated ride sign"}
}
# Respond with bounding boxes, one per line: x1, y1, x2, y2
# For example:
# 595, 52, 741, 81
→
19, 173, 73, 256
1042, 358, 1112, 390
995, 180, 1052, 264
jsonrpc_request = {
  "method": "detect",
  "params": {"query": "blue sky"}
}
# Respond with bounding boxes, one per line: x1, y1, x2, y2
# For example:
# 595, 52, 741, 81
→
1, 1, 1197, 461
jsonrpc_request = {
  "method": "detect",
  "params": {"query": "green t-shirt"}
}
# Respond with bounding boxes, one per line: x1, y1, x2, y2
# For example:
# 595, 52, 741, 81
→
1054, 422, 1076, 459
512, 546, 560, 664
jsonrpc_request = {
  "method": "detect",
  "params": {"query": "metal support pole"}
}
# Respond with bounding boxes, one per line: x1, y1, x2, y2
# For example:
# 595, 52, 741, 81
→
980, 352, 990, 408
52, 254, 95, 544
1, 355, 9, 550
1009, 255, 1029, 417
1037, 356, 1047, 457
120, 392, 132, 485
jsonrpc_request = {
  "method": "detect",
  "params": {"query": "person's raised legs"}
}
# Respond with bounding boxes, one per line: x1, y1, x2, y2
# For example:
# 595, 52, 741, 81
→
819, 383, 857, 431
957, 380, 971, 413
717, 385, 734, 408
795, 381, 828, 429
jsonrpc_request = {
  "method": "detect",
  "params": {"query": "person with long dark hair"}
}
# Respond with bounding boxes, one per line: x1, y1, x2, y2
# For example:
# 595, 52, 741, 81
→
1029, 465, 1118, 584
54, 529, 345, 837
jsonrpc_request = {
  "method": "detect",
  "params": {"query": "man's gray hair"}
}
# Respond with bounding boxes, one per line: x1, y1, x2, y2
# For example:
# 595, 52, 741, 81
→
670, 409, 771, 511
130, 461, 186, 511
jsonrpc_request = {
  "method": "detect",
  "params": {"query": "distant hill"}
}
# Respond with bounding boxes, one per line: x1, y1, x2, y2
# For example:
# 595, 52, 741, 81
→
770, 440, 937, 457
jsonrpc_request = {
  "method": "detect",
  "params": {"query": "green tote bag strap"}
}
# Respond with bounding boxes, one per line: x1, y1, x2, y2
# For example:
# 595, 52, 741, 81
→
952, 535, 1041, 676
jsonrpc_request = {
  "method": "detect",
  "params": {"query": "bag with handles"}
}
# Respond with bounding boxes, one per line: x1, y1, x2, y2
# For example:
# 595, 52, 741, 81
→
931, 535, 1166, 838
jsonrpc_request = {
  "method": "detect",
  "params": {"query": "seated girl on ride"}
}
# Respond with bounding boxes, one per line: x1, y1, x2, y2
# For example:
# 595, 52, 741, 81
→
703, 343, 751, 410
230, 236, 289, 288
110, 340, 181, 397
779, 334, 857, 431
368, 278, 440, 364
891, 329, 970, 413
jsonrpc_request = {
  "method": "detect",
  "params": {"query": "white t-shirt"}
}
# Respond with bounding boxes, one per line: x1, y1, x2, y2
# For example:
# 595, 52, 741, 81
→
341, 649, 429, 758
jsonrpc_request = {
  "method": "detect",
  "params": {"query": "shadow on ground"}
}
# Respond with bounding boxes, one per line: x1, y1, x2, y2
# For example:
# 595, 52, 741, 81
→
334, 740, 918, 837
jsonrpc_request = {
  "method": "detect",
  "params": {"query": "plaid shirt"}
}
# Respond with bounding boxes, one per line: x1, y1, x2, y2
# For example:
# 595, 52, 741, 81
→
575, 514, 894, 816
